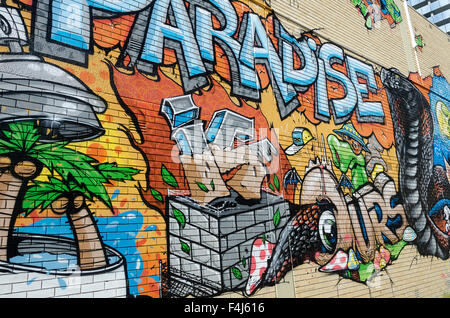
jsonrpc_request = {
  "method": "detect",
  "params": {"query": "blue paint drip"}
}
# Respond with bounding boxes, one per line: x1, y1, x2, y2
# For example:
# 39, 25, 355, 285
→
111, 189, 121, 200
144, 225, 157, 232
58, 278, 67, 290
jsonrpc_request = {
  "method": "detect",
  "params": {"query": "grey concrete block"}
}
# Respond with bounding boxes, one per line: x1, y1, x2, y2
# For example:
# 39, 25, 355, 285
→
238, 242, 252, 261
168, 216, 180, 236
222, 246, 240, 269
222, 268, 231, 289
220, 236, 228, 251
201, 266, 221, 287
228, 265, 248, 289
210, 250, 221, 269
245, 222, 267, 241
219, 215, 236, 235
227, 229, 246, 249
189, 208, 210, 231
180, 258, 201, 277
179, 223, 201, 244
169, 254, 181, 270
236, 211, 256, 228
191, 242, 211, 266
209, 217, 219, 236
200, 229, 220, 252
264, 230, 277, 244
167, 193, 292, 295
170, 235, 192, 259
255, 206, 272, 223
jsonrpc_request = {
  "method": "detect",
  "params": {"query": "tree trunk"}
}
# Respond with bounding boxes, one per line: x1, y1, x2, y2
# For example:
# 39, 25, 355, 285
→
0, 170, 23, 261
67, 205, 108, 270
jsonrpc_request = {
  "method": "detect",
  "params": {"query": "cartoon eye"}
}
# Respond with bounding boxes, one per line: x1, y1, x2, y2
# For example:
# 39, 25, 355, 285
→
318, 210, 337, 253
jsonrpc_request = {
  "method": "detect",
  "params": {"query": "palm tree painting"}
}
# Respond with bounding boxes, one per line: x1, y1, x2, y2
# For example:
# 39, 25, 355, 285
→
0, 120, 139, 269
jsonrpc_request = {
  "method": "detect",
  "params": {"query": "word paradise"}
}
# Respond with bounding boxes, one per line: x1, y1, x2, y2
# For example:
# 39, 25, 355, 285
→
34, 0, 384, 123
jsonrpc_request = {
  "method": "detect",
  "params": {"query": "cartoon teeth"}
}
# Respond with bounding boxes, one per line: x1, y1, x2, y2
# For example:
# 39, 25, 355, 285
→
285, 127, 314, 155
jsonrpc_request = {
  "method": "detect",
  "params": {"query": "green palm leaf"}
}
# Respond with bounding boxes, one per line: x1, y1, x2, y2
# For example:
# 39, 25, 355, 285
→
22, 178, 69, 215
4, 122, 39, 152
0, 122, 140, 215
0, 138, 21, 153
67, 181, 92, 200
0, 124, 30, 154
27, 143, 111, 207
22, 177, 95, 215
34, 178, 70, 192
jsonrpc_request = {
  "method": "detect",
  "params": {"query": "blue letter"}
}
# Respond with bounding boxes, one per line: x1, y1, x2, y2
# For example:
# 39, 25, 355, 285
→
319, 43, 357, 124
239, 13, 297, 106
195, 0, 259, 90
315, 58, 330, 121
280, 27, 318, 88
346, 56, 385, 123
141, 0, 206, 77
50, 0, 153, 50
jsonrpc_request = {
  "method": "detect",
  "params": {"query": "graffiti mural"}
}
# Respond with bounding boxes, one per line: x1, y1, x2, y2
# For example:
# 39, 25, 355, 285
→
351, 0, 403, 29
0, 0, 446, 299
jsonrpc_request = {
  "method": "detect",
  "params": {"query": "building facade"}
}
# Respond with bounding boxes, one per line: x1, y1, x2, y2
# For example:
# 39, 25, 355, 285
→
0, 0, 447, 299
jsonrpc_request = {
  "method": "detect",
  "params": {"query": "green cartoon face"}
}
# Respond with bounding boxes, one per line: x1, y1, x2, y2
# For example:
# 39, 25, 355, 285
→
341, 134, 363, 155
327, 134, 356, 172
327, 134, 369, 191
